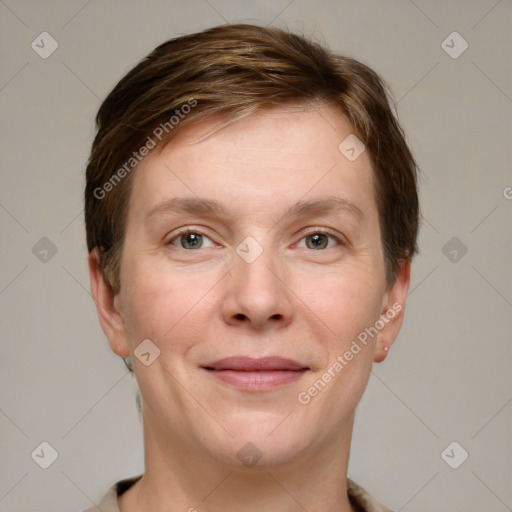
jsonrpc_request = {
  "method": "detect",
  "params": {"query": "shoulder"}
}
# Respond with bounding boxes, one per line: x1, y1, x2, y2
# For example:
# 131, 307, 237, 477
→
80, 475, 142, 512
347, 477, 395, 512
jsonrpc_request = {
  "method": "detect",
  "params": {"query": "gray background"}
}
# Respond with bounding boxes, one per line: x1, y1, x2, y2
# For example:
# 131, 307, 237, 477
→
1, 0, 511, 511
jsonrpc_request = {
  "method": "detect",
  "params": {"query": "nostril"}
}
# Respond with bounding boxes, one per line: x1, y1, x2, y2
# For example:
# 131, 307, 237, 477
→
270, 314, 282, 320
234, 313, 247, 321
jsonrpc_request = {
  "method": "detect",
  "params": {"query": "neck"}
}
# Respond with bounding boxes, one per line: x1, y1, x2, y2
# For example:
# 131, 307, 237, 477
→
119, 413, 356, 512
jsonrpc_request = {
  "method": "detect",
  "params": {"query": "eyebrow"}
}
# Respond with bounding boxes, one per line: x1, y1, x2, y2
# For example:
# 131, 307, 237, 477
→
144, 196, 365, 223
280, 196, 365, 222
145, 197, 229, 221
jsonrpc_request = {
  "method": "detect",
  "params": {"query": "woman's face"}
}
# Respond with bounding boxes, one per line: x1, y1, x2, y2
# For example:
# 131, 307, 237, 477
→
106, 103, 408, 467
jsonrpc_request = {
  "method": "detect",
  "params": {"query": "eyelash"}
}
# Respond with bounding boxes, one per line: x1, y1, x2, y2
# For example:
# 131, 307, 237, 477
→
166, 228, 344, 250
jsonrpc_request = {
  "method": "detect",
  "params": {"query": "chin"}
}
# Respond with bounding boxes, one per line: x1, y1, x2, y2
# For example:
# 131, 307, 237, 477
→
204, 414, 312, 470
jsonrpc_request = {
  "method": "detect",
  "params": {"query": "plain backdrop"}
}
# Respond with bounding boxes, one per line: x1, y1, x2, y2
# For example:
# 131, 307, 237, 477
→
0, 1, 511, 511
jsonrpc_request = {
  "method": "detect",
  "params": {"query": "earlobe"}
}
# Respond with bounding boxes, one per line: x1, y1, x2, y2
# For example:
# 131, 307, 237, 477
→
374, 259, 411, 363
88, 249, 130, 358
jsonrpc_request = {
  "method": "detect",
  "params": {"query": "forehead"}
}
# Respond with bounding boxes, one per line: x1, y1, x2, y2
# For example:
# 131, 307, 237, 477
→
127, 103, 377, 225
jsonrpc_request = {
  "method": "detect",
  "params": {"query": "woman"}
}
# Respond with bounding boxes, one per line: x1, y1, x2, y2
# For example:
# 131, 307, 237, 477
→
83, 23, 419, 512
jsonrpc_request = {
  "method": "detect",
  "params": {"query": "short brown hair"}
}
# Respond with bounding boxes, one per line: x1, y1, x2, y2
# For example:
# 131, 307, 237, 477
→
85, 23, 419, 294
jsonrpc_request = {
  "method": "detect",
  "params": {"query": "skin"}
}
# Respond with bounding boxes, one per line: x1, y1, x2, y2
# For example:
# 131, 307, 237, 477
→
89, 102, 410, 512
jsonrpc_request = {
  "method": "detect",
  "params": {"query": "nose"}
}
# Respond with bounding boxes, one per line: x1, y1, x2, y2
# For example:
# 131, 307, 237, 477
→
221, 245, 294, 330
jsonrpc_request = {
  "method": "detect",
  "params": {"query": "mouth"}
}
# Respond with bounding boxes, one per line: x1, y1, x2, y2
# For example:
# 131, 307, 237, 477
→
201, 356, 310, 392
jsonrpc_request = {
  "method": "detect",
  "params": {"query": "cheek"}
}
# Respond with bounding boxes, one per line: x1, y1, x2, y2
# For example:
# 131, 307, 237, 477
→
293, 271, 382, 435
119, 256, 217, 352
296, 263, 384, 347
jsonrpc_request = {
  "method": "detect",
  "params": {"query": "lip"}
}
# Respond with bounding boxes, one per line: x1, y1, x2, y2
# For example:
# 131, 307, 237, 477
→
202, 356, 308, 371
201, 356, 309, 392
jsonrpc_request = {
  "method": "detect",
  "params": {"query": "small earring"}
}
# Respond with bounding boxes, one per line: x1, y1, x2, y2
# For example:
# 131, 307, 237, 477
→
384, 346, 389, 352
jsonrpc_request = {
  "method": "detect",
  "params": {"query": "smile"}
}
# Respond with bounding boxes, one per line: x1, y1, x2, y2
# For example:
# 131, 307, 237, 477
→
201, 356, 310, 392
204, 368, 309, 391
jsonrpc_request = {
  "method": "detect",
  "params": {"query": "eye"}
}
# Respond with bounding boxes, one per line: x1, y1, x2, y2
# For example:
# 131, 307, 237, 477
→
168, 230, 215, 250
297, 231, 341, 250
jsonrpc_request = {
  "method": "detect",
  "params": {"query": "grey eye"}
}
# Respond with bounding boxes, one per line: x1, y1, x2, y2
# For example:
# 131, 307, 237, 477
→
169, 231, 215, 250
180, 232, 203, 249
304, 233, 330, 250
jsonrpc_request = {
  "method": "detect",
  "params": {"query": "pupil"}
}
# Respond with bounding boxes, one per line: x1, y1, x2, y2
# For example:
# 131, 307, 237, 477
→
183, 233, 202, 248
308, 234, 327, 249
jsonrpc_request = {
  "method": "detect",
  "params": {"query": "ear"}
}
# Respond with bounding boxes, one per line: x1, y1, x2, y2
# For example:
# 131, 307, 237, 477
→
88, 249, 130, 358
373, 259, 411, 363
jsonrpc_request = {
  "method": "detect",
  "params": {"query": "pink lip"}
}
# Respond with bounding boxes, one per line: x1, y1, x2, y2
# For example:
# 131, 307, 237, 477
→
201, 357, 309, 392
